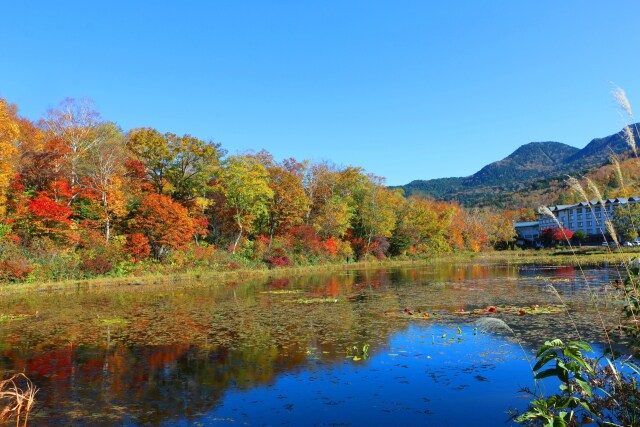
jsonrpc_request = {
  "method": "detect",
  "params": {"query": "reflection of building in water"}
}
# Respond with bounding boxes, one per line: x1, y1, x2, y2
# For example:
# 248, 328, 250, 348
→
517, 265, 617, 295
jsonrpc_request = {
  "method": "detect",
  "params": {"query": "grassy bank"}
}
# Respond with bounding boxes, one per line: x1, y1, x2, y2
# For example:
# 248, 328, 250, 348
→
1, 247, 636, 295
0, 257, 437, 295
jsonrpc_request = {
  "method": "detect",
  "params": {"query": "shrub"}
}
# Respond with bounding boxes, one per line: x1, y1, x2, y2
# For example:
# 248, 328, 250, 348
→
236, 238, 255, 260
372, 237, 390, 260
251, 235, 271, 261
190, 244, 216, 267
80, 255, 113, 276
264, 255, 292, 269
0, 255, 33, 281
226, 261, 241, 270
28, 251, 81, 282
336, 239, 354, 262
322, 238, 338, 257
290, 225, 322, 256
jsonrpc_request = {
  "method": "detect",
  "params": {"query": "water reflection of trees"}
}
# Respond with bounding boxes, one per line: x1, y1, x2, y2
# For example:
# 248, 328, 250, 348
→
0, 264, 628, 424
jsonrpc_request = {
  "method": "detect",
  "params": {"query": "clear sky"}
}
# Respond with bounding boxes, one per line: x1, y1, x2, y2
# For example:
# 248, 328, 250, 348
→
1, 1, 639, 186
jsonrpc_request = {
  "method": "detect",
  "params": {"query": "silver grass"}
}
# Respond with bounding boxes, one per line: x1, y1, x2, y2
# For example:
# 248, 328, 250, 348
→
475, 317, 514, 334
586, 178, 604, 205
609, 154, 625, 188
605, 220, 619, 247
612, 85, 634, 119
567, 176, 589, 203
623, 125, 637, 157
538, 205, 562, 228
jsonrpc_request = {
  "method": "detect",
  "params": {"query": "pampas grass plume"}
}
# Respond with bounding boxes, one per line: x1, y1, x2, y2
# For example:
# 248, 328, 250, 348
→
623, 125, 638, 157
612, 84, 634, 120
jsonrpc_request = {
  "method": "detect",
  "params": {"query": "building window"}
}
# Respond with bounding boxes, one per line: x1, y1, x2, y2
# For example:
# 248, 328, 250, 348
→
587, 221, 592, 227
577, 208, 582, 214
578, 222, 583, 227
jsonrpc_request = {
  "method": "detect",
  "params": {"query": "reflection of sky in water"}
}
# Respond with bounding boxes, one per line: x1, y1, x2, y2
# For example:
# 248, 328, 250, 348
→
0, 263, 628, 425
190, 324, 532, 427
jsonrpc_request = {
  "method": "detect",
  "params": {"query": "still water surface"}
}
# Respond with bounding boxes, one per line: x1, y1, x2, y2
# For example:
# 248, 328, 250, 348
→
0, 262, 625, 426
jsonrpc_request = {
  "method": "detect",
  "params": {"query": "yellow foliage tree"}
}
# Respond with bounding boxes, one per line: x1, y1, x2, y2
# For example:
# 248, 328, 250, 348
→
0, 99, 20, 218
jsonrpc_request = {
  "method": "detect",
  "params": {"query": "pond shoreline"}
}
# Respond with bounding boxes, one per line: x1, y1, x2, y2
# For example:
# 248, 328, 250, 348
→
1, 248, 636, 295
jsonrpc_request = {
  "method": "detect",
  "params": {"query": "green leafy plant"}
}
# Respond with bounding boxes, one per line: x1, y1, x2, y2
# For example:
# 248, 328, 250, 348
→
347, 343, 369, 361
514, 339, 640, 426
516, 339, 597, 426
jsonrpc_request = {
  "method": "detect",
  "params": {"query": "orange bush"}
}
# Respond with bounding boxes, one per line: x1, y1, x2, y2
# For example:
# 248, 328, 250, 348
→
126, 233, 151, 262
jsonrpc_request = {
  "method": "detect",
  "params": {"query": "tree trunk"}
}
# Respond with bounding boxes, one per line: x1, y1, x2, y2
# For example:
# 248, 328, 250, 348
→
102, 191, 110, 243
105, 216, 110, 243
232, 222, 243, 254
268, 214, 276, 249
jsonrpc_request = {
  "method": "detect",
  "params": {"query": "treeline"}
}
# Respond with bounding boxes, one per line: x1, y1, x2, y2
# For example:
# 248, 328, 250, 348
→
0, 97, 525, 282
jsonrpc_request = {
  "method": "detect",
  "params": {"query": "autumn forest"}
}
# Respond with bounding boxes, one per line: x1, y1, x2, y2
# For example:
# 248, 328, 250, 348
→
0, 97, 526, 283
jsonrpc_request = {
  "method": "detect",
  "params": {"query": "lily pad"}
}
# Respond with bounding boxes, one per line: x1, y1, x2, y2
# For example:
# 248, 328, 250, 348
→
259, 290, 303, 294
0, 314, 30, 322
99, 318, 130, 325
284, 297, 341, 304
466, 305, 565, 316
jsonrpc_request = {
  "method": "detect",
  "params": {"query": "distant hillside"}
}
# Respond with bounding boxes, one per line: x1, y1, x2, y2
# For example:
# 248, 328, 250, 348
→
396, 124, 640, 208
465, 141, 579, 187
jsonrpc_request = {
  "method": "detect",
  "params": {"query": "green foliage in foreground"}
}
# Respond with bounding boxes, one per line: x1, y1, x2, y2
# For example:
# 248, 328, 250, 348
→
514, 339, 640, 427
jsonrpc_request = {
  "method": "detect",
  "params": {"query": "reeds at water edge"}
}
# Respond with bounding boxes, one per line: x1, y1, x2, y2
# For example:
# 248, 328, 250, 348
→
0, 373, 37, 427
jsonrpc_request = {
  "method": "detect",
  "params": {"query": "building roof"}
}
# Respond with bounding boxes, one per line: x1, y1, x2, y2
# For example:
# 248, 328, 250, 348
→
541, 197, 640, 213
515, 221, 539, 228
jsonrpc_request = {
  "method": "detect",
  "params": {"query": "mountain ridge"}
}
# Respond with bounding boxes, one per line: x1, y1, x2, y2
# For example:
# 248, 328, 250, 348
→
395, 124, 640, 207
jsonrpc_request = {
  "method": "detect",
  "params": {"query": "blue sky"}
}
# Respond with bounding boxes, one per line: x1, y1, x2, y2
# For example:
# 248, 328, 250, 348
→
1, 1, 639, 186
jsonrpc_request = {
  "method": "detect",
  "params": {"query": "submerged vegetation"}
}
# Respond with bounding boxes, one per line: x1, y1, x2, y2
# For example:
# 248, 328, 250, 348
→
0, 263, 628, 424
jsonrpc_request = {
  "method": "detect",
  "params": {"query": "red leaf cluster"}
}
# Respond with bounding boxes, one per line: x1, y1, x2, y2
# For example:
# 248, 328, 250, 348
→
28, 194, 72, 224
322, 237, 338, 257
541, 227, 574, 242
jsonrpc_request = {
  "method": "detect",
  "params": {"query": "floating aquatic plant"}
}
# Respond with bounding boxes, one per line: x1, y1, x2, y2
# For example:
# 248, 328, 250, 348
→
0, 314, 30, 323
284, 297, 341, 304
259, 290, 303, 294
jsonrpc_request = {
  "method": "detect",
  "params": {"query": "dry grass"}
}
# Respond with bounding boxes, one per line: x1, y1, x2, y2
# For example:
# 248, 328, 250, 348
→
0, 373, 37, 427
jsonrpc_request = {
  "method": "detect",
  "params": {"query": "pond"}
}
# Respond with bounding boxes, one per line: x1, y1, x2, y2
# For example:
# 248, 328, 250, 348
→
0, 262, 629, 426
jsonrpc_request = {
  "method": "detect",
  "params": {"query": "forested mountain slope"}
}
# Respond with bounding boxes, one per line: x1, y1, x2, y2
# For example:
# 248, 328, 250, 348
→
397, 125, 640, 207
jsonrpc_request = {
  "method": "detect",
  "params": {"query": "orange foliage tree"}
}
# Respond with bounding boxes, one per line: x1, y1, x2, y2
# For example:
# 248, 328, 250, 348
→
262, 155, 310, 244
130, 193, 195, 258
